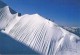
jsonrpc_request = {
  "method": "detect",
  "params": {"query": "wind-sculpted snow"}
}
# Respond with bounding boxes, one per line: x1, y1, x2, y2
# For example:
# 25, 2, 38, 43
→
0, 6, 17, 30
0, 3, 80, 55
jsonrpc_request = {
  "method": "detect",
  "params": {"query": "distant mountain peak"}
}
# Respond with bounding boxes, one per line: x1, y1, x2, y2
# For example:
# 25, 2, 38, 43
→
0, 0, 16, 14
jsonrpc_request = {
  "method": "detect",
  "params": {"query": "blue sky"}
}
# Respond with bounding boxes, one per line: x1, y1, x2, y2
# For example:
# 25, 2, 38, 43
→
2, 0, 80, 27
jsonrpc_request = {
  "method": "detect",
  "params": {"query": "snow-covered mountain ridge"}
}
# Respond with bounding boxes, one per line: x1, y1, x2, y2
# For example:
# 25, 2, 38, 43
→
0, 1, 80, 55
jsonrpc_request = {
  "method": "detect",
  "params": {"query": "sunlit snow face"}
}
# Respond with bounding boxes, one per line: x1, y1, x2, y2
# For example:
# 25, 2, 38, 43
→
0, 2, 80, 55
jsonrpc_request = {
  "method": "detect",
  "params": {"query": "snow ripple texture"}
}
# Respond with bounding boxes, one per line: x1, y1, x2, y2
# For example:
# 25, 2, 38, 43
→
0, 5, 80, 55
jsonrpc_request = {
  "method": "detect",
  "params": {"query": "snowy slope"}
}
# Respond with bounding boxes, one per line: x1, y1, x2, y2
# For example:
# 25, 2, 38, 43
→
0, 0, 17, 30
0, 6, 18, 30
0, 1, 80, 55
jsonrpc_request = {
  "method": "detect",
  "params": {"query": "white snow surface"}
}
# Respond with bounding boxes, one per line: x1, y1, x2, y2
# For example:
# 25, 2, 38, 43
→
0, 6, 80, 55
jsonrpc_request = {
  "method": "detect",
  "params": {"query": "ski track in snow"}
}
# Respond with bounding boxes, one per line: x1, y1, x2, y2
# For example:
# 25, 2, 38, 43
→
0, 5, 80, 55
